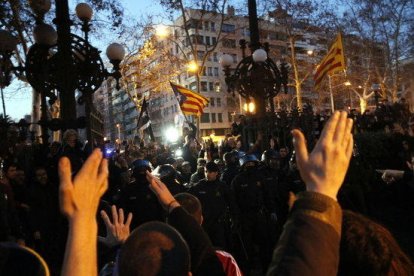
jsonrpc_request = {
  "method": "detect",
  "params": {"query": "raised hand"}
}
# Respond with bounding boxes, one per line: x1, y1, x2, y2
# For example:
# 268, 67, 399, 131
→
292, 111, 353, 200
59, 148, 108, 223
99, 205, 132, 247
146, 171, 180, 213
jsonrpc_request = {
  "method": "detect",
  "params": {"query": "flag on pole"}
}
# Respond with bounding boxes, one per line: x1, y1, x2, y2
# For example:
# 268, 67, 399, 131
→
170, 82, 209, 116
136, 98, 151, 130
313, 33, 346, 89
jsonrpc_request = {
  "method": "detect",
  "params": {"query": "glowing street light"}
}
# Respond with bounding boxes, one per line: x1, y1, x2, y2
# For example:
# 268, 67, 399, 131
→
344, 81, 351, 86
155, 24, 169, 39
187, 60, 198, 72
243, 101, 256, 113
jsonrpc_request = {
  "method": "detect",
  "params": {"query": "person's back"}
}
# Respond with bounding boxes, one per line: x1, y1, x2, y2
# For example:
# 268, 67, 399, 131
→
339, 210, 414, 276
118, 221, 190, 276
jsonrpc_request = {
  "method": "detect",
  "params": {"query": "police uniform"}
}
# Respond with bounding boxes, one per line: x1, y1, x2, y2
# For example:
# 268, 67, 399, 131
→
189, 178, 236, 250
231, 158, 276, 272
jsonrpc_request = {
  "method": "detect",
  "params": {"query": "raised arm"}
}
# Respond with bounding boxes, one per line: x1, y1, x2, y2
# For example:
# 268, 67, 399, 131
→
267, 111, 353, 276
59, 149, 108, 276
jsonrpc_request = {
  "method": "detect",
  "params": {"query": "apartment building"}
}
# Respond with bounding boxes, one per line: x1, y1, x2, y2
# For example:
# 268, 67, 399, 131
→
100, 7, 334, 141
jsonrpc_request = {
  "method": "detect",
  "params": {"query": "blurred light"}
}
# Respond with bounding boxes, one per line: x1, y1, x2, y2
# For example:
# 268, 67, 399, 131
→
103, 137, 107, 141
243, 102, 256, 113
187, 61, 198, 72
155, 25, 169, 38
165, 127, 180, 143
307, 49, 314, 56
344, 81, 351, 86
175, 148, 183, 157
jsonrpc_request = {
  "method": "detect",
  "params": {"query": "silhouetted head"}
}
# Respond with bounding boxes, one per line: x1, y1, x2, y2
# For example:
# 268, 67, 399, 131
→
119, 221, 190, 276
339, 210, 414, 276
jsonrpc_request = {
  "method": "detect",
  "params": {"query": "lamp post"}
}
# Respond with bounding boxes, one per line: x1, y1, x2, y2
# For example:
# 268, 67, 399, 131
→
219, 0, 288, 149
0, 0, 124, 145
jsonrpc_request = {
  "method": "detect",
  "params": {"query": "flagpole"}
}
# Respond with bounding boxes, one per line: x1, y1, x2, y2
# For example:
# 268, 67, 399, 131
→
328, 75, 335, 113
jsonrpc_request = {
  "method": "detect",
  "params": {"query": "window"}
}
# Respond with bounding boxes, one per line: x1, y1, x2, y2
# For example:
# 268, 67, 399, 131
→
201, 113, 210, 123
209, 82, 214, 91
217, 98, 221, 107
197, 51, 205, 60
213, 52, 218, 62
205, 36, 211, 45
215, 82, 221, 92
242, 28, 250, 37
214, 67, 219, 76
211, 22, 216, 31
218, 113, 223, 122
191, 34, 204, 44
222, 39, 236, 48
222, 24, 236, 33
210, 98, 215, 106
201, 81, 208, 91
211, 113, 216, 123
201, 66, 206, 76
204, 21, 209, 31
212, 37, 217, 45
208, 67, 213, 76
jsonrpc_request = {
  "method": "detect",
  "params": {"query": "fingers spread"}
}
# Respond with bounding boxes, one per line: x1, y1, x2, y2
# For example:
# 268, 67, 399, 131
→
333, 111, 348, 143
119, 208, 125, 224
125, 213, 133, 228
292, 129, 309, 171
320, 111, 340, 143
111, 205, 118, 225
100, 210, 112, 227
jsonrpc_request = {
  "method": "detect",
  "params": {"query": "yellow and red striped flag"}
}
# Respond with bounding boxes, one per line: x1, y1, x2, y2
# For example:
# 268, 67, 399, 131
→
313, 33, 346, 89
170, 82, 209, 116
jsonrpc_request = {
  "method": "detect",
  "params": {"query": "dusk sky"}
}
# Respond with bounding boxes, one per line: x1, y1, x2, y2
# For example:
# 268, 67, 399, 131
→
4, 0, 164, 120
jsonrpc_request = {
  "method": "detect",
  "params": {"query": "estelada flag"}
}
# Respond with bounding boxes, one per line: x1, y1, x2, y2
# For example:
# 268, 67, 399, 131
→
313, 33, 346, 89
170, 82, 209, 116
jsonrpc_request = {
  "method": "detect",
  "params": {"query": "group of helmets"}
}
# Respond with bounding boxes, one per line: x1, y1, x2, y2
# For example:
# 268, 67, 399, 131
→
131, 159, 178, 183
225, 149, 281, 168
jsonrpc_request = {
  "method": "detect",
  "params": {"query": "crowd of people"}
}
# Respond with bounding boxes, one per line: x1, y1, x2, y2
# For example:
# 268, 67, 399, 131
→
1, 109, 414, 276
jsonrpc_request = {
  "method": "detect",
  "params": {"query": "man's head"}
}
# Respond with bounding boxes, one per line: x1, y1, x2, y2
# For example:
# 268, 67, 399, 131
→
223, 152, 236, 166
174, 193, 203, 225
14, 169, 25, 186
205, 161, 219, 181
339, 210, 414, 276
119, 221, 190, 276
279, 147, 288, 158
181, 162, 192, 174
34, 167, 48, 186
3, 162, 17, 181
63, 129, 78, 148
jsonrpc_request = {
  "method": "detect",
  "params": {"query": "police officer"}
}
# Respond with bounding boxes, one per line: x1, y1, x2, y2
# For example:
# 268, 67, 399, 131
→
260, 149, 290, 242
231, 154, 277, 273
117, 159, 163, 230
220, 151, 239, 187
189, 161, 237, 250
152, 164, 186, 195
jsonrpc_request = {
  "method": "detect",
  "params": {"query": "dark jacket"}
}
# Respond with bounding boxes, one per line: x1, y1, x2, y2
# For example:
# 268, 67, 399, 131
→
267, 192, 342, 276
168, 207, 225, 276
189, 179, 237, 228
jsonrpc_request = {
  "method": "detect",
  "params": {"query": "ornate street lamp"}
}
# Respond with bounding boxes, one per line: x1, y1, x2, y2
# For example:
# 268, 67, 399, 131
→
219, 0, 288, 149
0, 0, 124, 145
